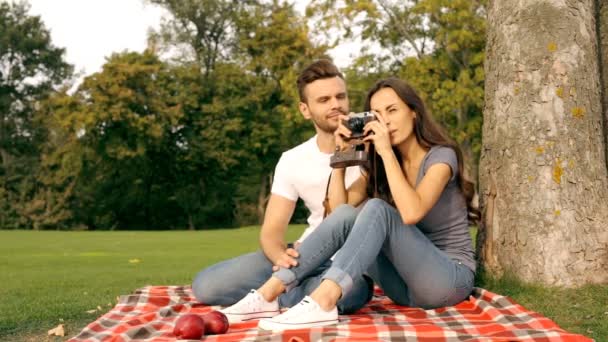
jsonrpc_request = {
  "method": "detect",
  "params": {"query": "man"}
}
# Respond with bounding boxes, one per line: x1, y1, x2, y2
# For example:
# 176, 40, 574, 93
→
191, 59, 372, 319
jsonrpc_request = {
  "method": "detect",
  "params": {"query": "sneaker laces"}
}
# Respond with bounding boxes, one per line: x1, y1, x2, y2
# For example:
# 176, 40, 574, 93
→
224, 290, 266, 313
274, 298, 318, 321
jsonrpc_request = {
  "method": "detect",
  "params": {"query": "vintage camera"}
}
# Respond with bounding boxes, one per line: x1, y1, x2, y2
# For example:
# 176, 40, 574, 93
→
330, 112, 376, 168
343, 111, 376, 139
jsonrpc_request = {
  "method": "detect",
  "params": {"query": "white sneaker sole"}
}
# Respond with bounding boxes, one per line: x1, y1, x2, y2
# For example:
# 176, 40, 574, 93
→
223, 310, 280, 324
258, 318, 339, 331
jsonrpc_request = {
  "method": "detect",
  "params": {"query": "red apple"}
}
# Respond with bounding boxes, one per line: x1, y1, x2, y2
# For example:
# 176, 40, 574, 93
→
202, 311, 229, 335
173, 314, 205, 339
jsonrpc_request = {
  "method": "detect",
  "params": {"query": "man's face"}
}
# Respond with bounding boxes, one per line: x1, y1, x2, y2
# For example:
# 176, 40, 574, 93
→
299, 76, 349, 133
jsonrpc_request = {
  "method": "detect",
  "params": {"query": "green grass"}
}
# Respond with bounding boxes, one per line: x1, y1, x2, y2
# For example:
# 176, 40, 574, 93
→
1, 228, 606, 341
477, 274, 608, 340
0, 227, 306, 341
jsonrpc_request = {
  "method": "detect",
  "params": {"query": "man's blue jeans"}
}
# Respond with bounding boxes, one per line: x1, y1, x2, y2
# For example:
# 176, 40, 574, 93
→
274, 199, 475, 309
191, 248, 372, 314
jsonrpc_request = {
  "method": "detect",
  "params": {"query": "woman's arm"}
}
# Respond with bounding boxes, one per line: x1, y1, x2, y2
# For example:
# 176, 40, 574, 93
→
327, 169, 368, 211
380, 152, 451, 224
363, 114, 452, 224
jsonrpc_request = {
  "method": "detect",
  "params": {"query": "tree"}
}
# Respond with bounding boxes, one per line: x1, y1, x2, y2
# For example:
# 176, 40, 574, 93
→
34, 51, 245, 230
150, 0, 327, 225
478, 0, 608, 286
599, 0, 608, 165
0, 1, 72, 228
232, 0, 328, 223
146, 0, 254, 80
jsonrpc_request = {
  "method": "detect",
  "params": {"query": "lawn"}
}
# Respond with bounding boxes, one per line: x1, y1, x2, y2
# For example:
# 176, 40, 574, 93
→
1, 228, 606, 341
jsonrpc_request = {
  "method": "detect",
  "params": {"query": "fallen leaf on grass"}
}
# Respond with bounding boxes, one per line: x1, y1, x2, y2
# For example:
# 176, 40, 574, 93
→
86, 309, 96, 314
48, 324, 65, 337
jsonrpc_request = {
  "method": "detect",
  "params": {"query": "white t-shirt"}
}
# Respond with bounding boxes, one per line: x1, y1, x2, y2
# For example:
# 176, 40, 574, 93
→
271, 135, 361, 243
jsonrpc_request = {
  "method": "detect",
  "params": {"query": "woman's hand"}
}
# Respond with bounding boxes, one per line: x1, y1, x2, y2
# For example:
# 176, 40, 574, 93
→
334, 114, 352, 152
363, 113, 392, 156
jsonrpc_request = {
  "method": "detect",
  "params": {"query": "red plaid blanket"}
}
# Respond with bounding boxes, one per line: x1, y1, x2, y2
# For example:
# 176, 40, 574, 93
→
69, 286, 592, 342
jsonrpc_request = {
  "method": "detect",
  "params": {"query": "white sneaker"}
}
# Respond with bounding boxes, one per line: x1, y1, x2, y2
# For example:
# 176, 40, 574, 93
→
220, 290, 280, 323
258, 296, 338, 331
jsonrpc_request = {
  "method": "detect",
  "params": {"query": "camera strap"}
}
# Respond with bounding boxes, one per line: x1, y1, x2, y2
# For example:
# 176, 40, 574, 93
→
322, 171, 333, 219
373, 151, 378, 198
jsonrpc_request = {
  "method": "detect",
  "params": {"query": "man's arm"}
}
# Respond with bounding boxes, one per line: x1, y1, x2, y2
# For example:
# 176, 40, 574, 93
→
259, 193, 299, 268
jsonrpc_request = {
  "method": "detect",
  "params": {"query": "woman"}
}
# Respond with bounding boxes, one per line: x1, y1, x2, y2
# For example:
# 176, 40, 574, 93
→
221, 78, 477, 331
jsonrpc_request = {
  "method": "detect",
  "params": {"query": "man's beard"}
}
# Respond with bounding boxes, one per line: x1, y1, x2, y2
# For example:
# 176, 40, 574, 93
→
311, 110, 346, 134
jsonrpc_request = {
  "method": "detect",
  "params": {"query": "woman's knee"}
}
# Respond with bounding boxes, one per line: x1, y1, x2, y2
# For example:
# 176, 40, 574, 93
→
333, 203, 357, 217
364, 198, 391, 212
324, 204, 358, 228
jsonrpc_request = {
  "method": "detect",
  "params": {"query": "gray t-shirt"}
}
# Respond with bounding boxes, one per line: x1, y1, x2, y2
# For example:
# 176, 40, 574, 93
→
415, 145, 476, 272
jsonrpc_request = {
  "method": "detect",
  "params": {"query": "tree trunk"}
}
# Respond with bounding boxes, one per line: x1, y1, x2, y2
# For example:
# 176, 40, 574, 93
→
0, 121, 9, 171
256, 173, 270, 225
598, 0, 608, 166
478, 0, 608, 287
188, 214, 195, 231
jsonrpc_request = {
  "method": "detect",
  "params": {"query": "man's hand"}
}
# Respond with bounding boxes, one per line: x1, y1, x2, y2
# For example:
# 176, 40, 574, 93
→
272, 247, 299, 271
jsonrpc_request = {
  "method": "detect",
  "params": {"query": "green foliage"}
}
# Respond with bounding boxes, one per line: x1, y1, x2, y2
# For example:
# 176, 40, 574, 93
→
308, 0, 486, 178
150, 0, 328, 225
36, 52, 248, 229
146, 0, 254, 78
16, 0, 327, 230
0, 1, 73, 229
229, 0, 328, 223
1, 0, 488, 229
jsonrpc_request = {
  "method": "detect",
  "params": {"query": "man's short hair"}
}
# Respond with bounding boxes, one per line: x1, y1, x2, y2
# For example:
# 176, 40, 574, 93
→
296, 59, 344, 103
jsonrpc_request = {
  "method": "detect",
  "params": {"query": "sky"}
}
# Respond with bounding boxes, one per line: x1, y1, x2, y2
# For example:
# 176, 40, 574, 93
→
23, 0, 356, 78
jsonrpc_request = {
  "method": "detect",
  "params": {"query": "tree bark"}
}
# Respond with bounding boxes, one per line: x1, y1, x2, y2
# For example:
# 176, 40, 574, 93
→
256, 173, 271, 225
479, 0, 608, 286
598, 0, 608, 167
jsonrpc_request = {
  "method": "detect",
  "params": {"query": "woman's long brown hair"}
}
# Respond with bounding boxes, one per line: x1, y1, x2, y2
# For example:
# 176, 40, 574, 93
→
362, 78, 479, 224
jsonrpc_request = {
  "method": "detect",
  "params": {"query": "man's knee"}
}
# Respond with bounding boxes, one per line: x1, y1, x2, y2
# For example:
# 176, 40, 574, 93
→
191, 251, 272, 305
191, 268, 228, 305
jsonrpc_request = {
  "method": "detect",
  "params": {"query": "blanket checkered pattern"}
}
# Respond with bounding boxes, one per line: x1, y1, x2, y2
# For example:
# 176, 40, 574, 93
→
69, 286, 592, 341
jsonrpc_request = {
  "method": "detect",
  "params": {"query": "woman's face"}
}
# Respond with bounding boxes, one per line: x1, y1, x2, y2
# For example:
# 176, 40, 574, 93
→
369, 87, 416, 146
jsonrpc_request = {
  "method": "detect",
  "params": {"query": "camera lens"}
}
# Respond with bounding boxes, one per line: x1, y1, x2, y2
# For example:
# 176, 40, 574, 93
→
350, 117, 364, 133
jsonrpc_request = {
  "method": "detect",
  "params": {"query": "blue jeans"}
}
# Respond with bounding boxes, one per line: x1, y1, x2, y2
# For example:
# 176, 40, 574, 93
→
191, 249, 372, 314
274, 199, 475, 309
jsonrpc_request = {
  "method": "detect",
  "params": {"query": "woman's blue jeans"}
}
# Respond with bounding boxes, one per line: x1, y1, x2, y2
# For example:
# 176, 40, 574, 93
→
274, 199, 474, 309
